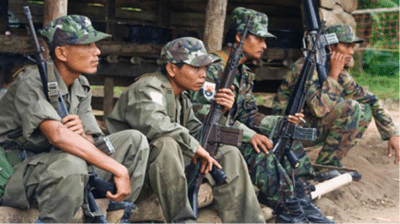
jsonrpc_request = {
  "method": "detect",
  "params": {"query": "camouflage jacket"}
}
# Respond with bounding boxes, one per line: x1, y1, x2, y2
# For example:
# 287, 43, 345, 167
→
191, 48, 281, 142
273, 58, 399, 140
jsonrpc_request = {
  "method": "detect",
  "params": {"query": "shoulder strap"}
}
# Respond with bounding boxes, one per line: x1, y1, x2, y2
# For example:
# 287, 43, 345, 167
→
46, 61, 59, 110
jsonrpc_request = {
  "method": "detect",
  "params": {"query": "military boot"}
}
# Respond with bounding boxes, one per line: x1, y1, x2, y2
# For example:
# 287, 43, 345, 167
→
295, 179, 335, 223
274, 197, 310, 223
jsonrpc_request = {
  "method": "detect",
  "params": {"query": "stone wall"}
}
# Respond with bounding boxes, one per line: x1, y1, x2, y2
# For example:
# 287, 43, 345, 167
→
319, 0, 358, 28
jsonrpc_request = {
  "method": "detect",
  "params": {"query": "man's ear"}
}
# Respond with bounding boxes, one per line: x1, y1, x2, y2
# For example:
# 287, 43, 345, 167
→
235, 33, 243, 43
54, 46, 67, 62
165, 63, 176, 77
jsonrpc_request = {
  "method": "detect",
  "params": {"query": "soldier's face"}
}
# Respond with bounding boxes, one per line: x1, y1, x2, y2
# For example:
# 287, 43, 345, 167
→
331, 42, 356, 65
168, 63, 207, 93
61, 43, 101, 75
241, 34, 267, 59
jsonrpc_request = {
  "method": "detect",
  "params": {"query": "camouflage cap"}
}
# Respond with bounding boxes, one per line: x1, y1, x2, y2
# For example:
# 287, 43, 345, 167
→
230, 7, 276, 39
160, 37, 220, 67
39, 15, 111, 47
323, 24, 364, 44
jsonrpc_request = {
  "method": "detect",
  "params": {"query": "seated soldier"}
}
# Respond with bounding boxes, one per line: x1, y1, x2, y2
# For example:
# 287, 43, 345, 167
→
106, 37, 265, 223
191, 7, 333, 223
273, 24, 399, 181
0, 15, 149, 223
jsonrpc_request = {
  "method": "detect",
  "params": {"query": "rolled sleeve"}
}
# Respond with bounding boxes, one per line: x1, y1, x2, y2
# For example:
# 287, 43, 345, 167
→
21, 99, 61, 139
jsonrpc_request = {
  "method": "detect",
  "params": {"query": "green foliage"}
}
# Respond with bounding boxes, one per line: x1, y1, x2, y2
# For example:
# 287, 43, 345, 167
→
362, 49, 399, 77
359, 0, 399, 9
350, 70, 399, 101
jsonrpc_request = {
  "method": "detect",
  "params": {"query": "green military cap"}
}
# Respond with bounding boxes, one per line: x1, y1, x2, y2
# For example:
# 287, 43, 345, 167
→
323, 24, 364, 44
230, 7, 276, 39
161, 37, 220, 67
39, 15, 111, 47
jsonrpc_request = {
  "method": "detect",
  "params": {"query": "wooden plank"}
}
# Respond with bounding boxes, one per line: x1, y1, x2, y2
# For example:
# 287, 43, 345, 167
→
91, 96, 119, 111
169, 12, 205, 27
96, 40, 162, 56
0, 35, 45, 54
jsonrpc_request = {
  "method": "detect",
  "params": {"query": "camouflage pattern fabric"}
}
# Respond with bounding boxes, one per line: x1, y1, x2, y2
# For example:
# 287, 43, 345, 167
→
191, 49, 315, 208
160, 37, 220, 67
273, 58, 399, 166
323, 24, 364, 44
39, 15, 111, 47
230, 7, 276, 39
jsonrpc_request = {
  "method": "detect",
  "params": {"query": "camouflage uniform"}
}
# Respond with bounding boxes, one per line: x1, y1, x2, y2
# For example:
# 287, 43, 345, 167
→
0, 15, 149, 222
191, 7, 315, 209
106, 37, 265, 223
273, 24, 399, 166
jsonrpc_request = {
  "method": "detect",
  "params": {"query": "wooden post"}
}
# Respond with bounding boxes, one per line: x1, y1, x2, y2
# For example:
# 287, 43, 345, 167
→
43, 0, 68, 26
107, 0, 116, 40
0, 0, 8, 34
103, 77, 114, 121
158, 0, 170, 27
203, 0, 227, 52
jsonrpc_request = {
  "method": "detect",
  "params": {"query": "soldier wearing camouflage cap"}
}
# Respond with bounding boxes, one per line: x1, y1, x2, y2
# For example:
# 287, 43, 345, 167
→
191, 7, 334, 223
0, 14, 151, 222
274, 23, 398, 181
106, 37, 265, 223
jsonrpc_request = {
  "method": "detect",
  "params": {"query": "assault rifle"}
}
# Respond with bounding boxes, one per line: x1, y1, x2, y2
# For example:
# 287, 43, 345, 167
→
271, 23, 329, 168
270, 0, 339, 168
303, 0, 339, 85
24, 6, 115, 223
186, 16, 254, 217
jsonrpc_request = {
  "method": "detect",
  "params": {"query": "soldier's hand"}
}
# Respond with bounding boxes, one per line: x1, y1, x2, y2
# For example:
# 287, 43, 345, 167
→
249, 134, 273, 154
387, 136, 399, 164
62, 114, 85, 136
193, 145, 222, 174
287, 113, 305, 125
213, 87, 235, 114
329, 51, 349, 80
107, 165, 131, 202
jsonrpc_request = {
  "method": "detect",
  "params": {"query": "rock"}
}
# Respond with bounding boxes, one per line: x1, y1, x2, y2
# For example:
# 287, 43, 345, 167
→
320, 0, 358, 13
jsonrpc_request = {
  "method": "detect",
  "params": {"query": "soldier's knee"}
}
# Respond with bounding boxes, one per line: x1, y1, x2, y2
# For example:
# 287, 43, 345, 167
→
50, 153, 89, 176
150, 137, 183, 163
335, 100, 361, 118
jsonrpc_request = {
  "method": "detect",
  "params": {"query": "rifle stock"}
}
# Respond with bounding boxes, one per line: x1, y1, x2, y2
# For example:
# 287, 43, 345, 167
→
186, 16, 254, 217
24, 6, 114, 223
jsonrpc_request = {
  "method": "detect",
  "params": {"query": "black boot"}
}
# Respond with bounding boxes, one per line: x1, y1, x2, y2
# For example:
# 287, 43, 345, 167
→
295, 179, 335, 223
274, 197, 310, 223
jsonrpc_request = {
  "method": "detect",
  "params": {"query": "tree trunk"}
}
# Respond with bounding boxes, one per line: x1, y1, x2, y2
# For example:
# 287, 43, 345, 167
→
43, 0, 68, 26
203, 0, 227, 52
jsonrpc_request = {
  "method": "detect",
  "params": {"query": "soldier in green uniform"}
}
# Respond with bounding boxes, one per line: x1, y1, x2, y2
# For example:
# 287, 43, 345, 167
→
0, 15, 149, 222
191, 7, 332, 223
273, 24, 399, 181
106, 37, 265, 223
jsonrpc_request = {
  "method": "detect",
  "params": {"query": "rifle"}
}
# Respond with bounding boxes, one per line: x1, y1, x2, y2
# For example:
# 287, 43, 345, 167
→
186, 16, 254, 217
270, 23, 328, 169
23, 6, 115, 223
303, 0, 339, 85
270, 0, 340, 168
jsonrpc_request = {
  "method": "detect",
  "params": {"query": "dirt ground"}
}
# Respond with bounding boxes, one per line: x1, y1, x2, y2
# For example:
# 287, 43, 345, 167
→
307, 101, 399, 223
198, 101, 400, 223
